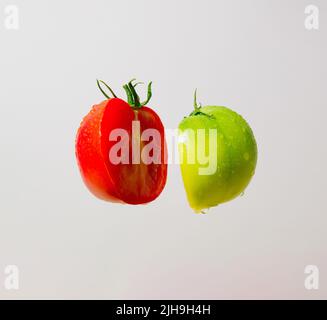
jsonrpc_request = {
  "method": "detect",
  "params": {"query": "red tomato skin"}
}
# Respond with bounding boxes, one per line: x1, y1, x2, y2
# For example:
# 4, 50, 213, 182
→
75, 100, 121, 202
76, 98, 167, 204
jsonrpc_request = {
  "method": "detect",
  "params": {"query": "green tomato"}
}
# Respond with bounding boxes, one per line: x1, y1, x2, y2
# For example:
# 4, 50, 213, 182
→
178, 92, 257, 213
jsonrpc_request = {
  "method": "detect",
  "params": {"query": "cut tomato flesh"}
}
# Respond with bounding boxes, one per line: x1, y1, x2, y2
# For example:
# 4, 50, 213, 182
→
100, 99, 167, 204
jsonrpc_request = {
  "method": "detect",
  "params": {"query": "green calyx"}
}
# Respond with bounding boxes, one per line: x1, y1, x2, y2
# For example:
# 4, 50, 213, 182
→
96, 78, 153, 109
189, 89, 214, 119
123, 79, 152, 108
97, 79, 118, 99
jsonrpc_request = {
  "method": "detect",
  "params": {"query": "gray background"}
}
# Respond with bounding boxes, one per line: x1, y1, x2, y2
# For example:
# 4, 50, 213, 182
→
0, 0, 326, 299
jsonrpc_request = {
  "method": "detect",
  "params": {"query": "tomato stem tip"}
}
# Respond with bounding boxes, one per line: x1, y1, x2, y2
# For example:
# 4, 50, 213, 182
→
194, 88, 198, 110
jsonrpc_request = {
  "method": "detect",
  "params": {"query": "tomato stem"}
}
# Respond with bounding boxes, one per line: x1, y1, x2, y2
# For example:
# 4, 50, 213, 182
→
194, 88, 199, 110
193, 88, 202, 112
190, 89, 215, 119
128, 79, 141, 107
123, 84, 134, 105
97, 80, 118, 99
123, 79, 153, 108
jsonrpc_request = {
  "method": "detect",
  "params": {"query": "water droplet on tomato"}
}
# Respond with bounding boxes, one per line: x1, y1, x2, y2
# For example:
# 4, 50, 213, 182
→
200, 208, 210, 214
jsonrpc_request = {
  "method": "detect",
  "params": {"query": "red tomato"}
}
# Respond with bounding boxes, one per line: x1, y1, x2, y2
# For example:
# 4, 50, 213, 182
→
75, 80, 167, 204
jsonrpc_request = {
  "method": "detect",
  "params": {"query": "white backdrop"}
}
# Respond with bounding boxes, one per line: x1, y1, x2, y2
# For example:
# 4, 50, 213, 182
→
0, 0, 326, 299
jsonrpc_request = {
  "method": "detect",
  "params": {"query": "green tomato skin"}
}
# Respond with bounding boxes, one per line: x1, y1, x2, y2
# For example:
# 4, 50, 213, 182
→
178, 106, 257, 213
